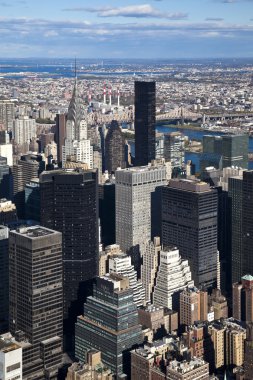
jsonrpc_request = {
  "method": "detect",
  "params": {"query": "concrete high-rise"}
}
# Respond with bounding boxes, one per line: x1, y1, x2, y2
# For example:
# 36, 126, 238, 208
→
105, 120, 126, 173
0, 131, 13, 167
180, 287, 208, 326
13, 116, 36, 145
0, 226, 9, 333
164, 132, 185, 168
161, 178, 218, 289
12, 153, 45, 218
115, 161, 169, 257
0, 333, 22, 380
134, 81, 156, 166
153, 246, 194, 309
0, 101, 15, 130
40, 169, 98, 350
9, 226, 63, 379
108, 253, 145, 307
141, 237, 161, 304
75, 274, 143, 378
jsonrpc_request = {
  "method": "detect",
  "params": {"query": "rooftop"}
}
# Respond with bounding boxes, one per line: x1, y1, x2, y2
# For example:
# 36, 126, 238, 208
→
0, 334, 21, 353
13, 225, 56, 239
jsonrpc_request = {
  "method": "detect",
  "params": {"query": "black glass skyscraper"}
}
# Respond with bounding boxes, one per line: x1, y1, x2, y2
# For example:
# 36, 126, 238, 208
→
134, 81, 156, 166
242, 171, 253, 277
40, 169, 98, 350
161, 179, 218, 289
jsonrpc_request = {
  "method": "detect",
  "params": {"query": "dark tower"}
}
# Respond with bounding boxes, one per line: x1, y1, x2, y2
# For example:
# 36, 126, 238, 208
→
40, 169, 99, 351
245, 322, 253, 380
9, 226, 63, 379
105, 120, 126, 173
134, 81, 156, 166
161, 178, 218, 289
242, 171, 253, 277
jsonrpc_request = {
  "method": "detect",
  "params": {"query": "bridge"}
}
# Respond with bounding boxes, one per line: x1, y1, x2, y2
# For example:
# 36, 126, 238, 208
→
87, 107, 202, 125
87, 107, 253, 126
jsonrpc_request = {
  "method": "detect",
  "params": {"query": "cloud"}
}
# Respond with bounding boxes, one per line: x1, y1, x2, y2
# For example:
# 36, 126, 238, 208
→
205, 17, 224, 21
63, 4, 188, 20
0, 2, 12, 6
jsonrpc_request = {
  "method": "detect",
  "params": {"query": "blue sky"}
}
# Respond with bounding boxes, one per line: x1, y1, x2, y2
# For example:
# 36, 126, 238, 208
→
0, 0, 253, 58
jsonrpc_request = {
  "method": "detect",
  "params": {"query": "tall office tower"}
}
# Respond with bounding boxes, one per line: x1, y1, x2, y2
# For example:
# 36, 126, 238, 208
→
40, 169, 98, 350
153, 246, 194, 309
242, 171, 253, 276
134, 81, 156, 166
161, 178, 218, 289
222, 134, 248, 169
12, 154, 45, 218
9, 226, 63, 379
0, 199, 17, 225
25, 179, 40, 221
0, 101, 15, 130
105, 120, 126, 173
141, 237, 161, 303
232, 275, 253, 323
203, 134, 248, 170
0, 333, 22, 380
108, 253, 145, 307
12, 116, 36, 145
99, 181, 115, 246
0, 131, 13, 167
55, 113, 66, 164
0, 226, 9, 333
180, 287, 208, 326
164, 132, 185, 168
244, 322, 253, 380
75, 274, 143, 378
228, 174, 243, 284
62, 80, 93, 168
0, 156, 12, 199
115, 161, 169, 263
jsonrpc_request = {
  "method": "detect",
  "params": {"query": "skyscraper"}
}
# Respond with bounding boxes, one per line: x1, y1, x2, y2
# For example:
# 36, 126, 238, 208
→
62, 79, 93, 168
232, 275, 253, 323
9, 226, 63, 379
0, 101, 15, 130
242, 171, 253, 277
202, 134, 248, 170
40, 169, 98, 349
12, 116, 36, 146
180, 287, 208, 326
161, 179, 218, 289
0, 226, 9, 333
228, 174, 243, 284
75, 274, 143, 378
164, 132, 185, 168
116, 161, 169, 255
105, 120, 126, 173
134, 81, 156, 166
12, 153, 45, 218
55, 113, 66, 164
153, 246, 194, 309
0, 156, 12, 200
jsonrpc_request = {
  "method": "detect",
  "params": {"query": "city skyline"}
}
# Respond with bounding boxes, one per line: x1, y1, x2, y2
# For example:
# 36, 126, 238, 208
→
0, 0, 252, 58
